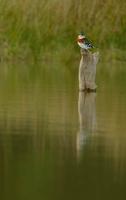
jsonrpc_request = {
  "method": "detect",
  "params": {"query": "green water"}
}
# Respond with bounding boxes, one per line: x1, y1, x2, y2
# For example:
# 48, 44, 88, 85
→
0, 59, 126, 200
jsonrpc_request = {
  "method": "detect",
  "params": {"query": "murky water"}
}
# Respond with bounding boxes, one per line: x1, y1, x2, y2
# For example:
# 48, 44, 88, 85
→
0, 60, 126, 200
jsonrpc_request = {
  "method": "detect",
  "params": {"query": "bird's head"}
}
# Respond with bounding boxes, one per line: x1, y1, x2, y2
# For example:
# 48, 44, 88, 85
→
77, 33, 86, 43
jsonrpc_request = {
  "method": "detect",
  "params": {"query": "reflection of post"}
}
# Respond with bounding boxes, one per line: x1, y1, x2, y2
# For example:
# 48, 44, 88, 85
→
79, 49, 99, 91
77, 91, 96, 158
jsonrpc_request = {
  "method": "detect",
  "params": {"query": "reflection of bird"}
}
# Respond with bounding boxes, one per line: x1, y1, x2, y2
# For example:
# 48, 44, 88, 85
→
77, 33, 94, 50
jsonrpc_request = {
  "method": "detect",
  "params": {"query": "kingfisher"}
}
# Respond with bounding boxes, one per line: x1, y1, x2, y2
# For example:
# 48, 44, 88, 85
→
77, 33, 94, 50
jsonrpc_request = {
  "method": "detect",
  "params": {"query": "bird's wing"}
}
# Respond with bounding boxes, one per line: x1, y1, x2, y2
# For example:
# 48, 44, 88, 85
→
84, 38, 94, 48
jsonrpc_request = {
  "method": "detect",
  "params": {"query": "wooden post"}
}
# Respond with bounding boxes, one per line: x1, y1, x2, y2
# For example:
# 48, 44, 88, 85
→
79, 49, 99, 91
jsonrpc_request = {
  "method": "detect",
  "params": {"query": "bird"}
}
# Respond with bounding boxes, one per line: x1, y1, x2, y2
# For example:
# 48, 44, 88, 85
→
77, 33, 94, 50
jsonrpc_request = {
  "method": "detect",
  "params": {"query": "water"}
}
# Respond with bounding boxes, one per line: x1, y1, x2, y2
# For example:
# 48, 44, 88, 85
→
0, 60, 126, 200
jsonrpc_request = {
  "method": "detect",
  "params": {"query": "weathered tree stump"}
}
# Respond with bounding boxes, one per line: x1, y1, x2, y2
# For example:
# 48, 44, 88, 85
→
79, 49, 99, 91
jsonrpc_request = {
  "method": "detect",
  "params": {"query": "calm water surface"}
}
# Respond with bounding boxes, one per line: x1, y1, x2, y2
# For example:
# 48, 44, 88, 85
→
0, 60, 126, 200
